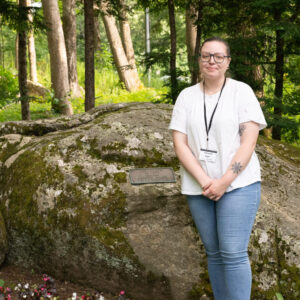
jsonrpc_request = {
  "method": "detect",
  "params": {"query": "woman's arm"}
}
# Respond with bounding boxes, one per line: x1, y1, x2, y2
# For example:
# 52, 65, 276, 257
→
202, 121, 259, 200
173, 130, 212, 189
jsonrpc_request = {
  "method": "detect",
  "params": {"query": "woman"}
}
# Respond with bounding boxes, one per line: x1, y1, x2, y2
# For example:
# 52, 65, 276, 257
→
169, 37, 267, 300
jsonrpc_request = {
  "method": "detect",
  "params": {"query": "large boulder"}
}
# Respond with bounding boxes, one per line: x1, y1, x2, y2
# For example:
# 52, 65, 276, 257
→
0, 211, 8, 266
0, 103, 299, 299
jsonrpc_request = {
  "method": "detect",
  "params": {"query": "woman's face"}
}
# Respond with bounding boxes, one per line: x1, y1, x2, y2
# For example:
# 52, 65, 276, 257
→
199, 41, 231, 81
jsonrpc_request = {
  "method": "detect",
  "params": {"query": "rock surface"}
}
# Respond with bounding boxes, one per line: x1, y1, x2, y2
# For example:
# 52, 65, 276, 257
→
0, 102, 299, 299
0, 211, 8, 265
27, 80, 50, 98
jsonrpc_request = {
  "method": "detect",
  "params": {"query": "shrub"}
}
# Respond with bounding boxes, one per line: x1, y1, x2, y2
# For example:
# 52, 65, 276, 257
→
0, 66, 19, 108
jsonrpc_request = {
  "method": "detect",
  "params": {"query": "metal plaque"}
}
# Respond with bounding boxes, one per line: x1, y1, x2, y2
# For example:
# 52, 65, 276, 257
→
129, 167, 176, 185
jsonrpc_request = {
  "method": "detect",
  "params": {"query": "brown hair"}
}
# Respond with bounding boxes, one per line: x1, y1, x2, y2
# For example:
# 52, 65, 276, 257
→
201, 37, 231, 56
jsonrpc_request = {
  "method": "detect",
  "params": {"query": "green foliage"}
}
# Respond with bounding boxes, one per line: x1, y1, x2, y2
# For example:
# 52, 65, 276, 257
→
286, 55, 300, 85
0, 24, 17, 69
275, 293, 284, 300
262, 97, 299, 144
0, 0, 299, 145
261, 75, 300, 144
0, 0, 45, 32
0, 66, 18, 108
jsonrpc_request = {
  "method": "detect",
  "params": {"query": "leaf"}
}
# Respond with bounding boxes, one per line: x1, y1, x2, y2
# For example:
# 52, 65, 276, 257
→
0, 279, 4, 287
276, 293, 284, 300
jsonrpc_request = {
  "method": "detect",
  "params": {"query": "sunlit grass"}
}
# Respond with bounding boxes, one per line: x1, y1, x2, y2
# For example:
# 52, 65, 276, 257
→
0, 86, 168, 122
0, 59, 169, 122
0, 101, 60, 122
58, 86, 168, 115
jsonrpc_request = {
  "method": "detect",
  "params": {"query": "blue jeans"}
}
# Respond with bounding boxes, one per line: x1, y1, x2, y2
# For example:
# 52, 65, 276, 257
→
187, 182, 261, 300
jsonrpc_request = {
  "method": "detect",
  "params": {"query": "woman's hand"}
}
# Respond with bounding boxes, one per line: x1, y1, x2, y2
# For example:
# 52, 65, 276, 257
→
201, 177, 213, 191
202, 178, 229, 201
202, 121, 260, 201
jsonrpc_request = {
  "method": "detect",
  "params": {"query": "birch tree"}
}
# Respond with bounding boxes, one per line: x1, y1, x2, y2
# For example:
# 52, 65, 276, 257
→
26, 0, 37, 83
62, 0, 82, 97
42, 0, 73, 115
100, 1, 142, 92
119, 0, 137, 69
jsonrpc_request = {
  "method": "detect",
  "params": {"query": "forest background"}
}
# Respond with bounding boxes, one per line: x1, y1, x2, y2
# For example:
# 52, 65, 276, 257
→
0, 0, 299, 145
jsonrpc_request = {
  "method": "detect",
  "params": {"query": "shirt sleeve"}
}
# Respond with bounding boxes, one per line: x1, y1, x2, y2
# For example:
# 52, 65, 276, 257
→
238, 83, 267, 130
169, 91, 188, 134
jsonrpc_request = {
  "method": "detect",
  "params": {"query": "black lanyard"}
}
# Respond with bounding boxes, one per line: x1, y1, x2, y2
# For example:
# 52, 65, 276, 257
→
203, 78, 226, 148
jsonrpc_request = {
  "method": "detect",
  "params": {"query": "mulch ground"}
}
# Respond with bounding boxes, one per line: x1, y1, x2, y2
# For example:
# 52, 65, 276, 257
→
0, 264, 117, 299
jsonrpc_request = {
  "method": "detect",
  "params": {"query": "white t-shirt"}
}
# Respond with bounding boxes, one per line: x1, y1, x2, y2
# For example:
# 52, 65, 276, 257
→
169, 78, 267, 195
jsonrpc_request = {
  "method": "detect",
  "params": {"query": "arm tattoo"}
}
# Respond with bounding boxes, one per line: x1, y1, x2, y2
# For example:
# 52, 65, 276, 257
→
231, 161, 243, 174
239, 124, 246, 136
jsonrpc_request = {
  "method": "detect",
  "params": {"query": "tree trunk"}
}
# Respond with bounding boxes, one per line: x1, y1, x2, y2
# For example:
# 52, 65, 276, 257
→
15, 0, 19, 70
273, 10, 284, 141
62, 0, 82, 97
94, 12, 101, 52
26, 0, 38, 83
84, 0, 95, 111
15, 33, 19, 71
42, 0, 73, 115
18, 0, 30, 120
0, 22, 4, 67
145, 7, 151, 86
28, 31, 37, 83
119, 0, 136, 69
186, 4, 197, 83
192, 1, 203, 84
100, 2, 142, 91
167, 0, 177, 104
119, 0, 143, 88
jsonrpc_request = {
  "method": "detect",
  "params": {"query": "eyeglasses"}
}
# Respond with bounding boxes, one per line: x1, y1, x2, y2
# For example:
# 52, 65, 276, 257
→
200, 52, 230, 63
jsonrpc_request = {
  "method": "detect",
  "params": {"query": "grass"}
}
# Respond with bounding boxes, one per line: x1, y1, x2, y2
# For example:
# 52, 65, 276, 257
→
0, 62, 169, 123
0, 101, 59, 122
0, 86, 168, 122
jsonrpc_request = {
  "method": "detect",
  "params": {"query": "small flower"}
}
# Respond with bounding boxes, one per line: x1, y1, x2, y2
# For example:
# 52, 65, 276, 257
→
24, 283, 29, 289
43, 274, 50, 282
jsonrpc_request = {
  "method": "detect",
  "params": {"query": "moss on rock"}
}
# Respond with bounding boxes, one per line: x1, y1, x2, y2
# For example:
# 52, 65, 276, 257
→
0, 211, 8, 266
251, 228, 300, 299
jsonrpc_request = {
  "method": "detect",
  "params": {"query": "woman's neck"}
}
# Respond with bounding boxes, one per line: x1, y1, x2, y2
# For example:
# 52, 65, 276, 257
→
203, 77, 226, 95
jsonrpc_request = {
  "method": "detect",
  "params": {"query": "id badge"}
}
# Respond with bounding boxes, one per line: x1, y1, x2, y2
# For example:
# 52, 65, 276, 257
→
199, 148, 217, 163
